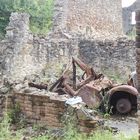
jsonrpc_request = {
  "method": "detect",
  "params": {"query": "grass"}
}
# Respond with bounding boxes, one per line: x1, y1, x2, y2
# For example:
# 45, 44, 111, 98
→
31, 135, 49, 140
101, 69, 129, 84
0, 114, 22, 140
0, 105, 138, 140
0, 113, 138, 140
127, 27, 136, 40
31, 130, 138, 140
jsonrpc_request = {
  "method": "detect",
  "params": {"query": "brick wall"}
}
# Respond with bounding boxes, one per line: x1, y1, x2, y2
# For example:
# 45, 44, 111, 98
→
6, 92, 66, 127
0, 91, 100, 133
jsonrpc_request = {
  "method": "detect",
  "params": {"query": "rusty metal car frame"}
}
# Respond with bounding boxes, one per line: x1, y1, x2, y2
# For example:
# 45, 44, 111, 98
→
49, 57, 138, 114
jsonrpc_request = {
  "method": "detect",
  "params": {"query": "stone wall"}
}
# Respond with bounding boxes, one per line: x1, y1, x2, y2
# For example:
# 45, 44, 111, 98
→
0, 13, 35, 80
0, 12, 135, 82
53, 0, 69, 30
0, 13, 79, 81
78, 38, 136, 78
32, 32, 78, 64
53, 0, 123, 39
0, 94, 6, 117
122, 0, 140, 34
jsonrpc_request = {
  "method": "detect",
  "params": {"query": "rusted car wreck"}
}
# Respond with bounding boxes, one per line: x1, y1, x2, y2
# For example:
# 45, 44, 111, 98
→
47, 57, 138, 114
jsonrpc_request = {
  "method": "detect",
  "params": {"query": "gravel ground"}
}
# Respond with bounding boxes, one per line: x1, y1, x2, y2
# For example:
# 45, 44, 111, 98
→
105, 116, 138, 137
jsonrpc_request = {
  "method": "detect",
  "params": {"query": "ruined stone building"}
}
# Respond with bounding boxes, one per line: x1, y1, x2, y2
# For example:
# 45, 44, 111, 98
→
123, 0, 140, 34
53, 0, 123, 38
0, 0, 134, 81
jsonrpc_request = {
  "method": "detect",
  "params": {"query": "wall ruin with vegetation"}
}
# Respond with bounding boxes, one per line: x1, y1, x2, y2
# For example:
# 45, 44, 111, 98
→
0, 91, 99, 132
0, 12, 136, 81
0, 13, 79, 81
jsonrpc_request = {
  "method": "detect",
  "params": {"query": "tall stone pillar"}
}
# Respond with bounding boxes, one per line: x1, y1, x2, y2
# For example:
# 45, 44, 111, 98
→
135, 10, 140, 140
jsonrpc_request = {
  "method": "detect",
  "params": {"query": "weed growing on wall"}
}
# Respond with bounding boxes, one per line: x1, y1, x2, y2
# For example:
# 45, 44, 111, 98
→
7, 103, 21, 124
0, 113, 22, 140
127, 26, 136, 40
7, 103, 27, 128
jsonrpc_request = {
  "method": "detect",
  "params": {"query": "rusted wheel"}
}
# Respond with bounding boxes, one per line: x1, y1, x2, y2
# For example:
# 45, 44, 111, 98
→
116, 98, 132, 114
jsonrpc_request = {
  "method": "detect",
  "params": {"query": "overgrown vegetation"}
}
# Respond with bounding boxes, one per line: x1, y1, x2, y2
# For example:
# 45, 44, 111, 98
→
0, 114, 22, 140
30, 106, 138, 140
0, 114, 138, 140
26, 123, 140, 140
31, 131, 138, 140
0, 0, 54, 38
127, 26, 136, 40
7, 103, 21, 124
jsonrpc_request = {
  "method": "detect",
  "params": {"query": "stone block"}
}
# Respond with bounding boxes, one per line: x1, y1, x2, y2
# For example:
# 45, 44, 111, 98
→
136, 10, 140, 21
36, 121, 48, 126
76, 110, 88, 120
136, 56, 140, 60
78, 120, 97, 128
26, 111, 33, 117
25, 104, 33, 108
135, 41, 140, 48
47, 122, 63, 128
136, 52, 140, 55
24, 100, 32, 105
26, 119, 37, 123
32, 115, 40, 120
45, 114, 59, 119
45, 109, 59, 115
46, 103, 57, 108
78, 125, 95, 133
136, 36, 140, 42
40, 110, 45, 117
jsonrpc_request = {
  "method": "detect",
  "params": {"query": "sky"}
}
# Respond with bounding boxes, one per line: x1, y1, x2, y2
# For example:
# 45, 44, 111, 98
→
122, 0, 136, 7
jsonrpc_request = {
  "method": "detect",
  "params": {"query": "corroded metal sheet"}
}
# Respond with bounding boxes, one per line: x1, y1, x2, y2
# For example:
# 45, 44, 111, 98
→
77, 84, 103, 108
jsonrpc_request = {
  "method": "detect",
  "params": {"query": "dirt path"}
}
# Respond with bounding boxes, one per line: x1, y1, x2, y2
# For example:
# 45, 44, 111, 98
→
105, 116, 138, 137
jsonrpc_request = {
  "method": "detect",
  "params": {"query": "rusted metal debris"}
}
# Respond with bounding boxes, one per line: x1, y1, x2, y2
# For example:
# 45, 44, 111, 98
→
48, 57, 138, 114
28, 82, 48, 90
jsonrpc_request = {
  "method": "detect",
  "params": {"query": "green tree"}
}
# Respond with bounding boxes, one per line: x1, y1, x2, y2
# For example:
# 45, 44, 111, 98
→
0, 0, 54, 38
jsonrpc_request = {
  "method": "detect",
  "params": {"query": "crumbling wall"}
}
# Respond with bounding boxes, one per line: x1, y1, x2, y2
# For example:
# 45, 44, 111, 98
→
53, 0, 123, 39
122, 0, 140, 34
7, 92, 66, 127
0, 95, 6, 117
32, 33, 78, 64
0, 11, 135, 81
53, 0, 69, 30
0, 13, 79, 81
0, 13, 35, 80
79, 38, 136, 77
0, 0, 124, 81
